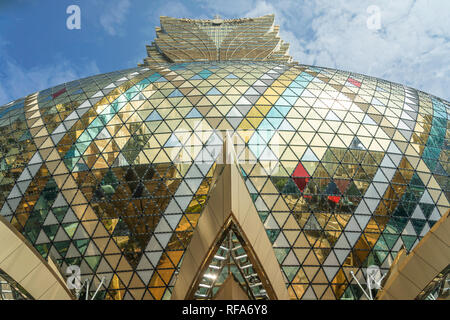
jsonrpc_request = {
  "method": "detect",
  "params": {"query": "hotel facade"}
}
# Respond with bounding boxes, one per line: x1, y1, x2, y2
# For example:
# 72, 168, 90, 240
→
0, 15, 448, 300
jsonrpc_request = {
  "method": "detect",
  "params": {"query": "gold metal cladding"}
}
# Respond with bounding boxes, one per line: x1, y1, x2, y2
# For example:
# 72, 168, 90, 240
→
171, 159, 290, 300
213, 274, 250, 300
0, 215, 74, 300
377, 209, 450, 300
185, 216, 275, 299
141, 14, 294, 66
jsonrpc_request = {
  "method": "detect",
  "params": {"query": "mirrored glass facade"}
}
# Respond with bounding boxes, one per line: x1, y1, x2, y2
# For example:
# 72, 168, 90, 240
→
0, 16, 448, 300
416, 264, 449, 300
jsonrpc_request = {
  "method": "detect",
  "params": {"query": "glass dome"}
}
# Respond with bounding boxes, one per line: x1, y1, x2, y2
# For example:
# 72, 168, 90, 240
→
0, 59, 448, 300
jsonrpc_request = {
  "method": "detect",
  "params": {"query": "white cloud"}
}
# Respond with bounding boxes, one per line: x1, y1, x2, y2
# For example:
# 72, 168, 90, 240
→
2, 0, 448, 104
99, 0, 131, 36
147, 1, 209, 22
0, 52, 100, 106
155, 1, 192, 19
198, 0, 450, 101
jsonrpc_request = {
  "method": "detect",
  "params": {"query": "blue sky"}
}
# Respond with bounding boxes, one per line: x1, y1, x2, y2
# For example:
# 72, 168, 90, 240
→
1, 0, 449, 105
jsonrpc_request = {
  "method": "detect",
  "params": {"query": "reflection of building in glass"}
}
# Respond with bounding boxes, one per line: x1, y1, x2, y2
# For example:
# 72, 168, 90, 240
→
0, 270, 33, 300
417, 265, 450, 300
0, 14, 448, 300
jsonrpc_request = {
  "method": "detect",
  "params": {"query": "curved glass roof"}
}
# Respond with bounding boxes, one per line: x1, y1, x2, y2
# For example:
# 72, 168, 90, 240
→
0, 60, 448, 300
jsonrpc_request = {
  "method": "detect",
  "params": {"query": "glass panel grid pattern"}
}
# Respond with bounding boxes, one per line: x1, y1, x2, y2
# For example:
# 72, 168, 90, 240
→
0, 59, 448, 300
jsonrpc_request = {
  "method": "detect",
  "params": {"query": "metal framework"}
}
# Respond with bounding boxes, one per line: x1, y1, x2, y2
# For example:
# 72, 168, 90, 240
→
193, 224, 268, 300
